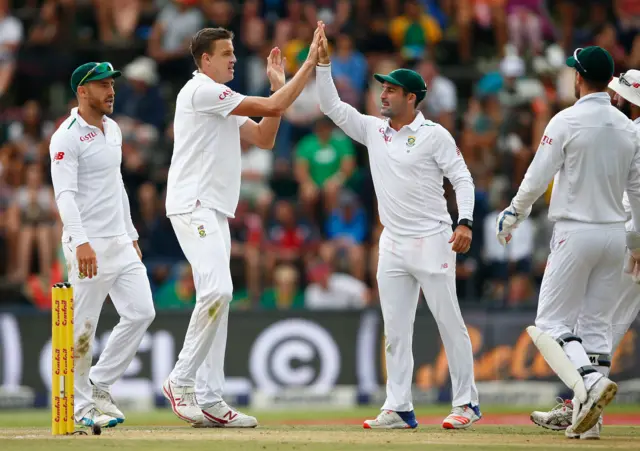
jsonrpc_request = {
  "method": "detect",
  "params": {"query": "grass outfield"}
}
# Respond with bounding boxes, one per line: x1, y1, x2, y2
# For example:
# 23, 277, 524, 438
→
1, 406, 640, 450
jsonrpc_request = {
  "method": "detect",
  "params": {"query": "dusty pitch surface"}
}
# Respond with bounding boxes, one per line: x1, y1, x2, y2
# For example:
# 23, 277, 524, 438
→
2, 425, 640, 451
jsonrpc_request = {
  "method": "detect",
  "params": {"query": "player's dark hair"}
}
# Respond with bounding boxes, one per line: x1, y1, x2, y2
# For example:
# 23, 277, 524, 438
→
402, 88, 424, 109
583, 77, 609, 92
190, 27, 234, 68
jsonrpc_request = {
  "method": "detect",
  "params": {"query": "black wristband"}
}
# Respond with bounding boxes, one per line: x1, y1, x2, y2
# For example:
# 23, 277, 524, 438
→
458, 219, 473, 230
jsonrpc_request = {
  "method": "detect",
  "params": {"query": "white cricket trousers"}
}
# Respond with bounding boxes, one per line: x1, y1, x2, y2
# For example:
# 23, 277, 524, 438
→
168, 206, 232, 408
535, 221, 625, 388
611, 253, 640, 352
62, 234, 156, 419
376, 228, 479, 411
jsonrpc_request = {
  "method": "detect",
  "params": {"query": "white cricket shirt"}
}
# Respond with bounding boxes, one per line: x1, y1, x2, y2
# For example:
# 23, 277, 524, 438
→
316, 65, 474, 237
50, 108, 138, 246
622, 117, 640, 231
512, 93, 640, 231
166, 71, 248, 217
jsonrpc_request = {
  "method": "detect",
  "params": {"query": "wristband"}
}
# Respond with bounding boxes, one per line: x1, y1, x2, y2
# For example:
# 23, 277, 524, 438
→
458, 219, 473, 230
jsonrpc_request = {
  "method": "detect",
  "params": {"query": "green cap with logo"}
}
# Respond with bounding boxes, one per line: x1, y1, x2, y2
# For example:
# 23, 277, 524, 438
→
70, 62, 121, 93
566, 46, 614, 83
374, 69, 428, 104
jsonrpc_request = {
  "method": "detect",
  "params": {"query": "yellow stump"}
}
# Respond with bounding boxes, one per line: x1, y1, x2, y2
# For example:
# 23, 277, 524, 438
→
52, 283, 74, 436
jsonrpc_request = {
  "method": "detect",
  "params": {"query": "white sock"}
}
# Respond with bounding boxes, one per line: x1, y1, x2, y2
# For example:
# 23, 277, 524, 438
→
564, 341, 592, 370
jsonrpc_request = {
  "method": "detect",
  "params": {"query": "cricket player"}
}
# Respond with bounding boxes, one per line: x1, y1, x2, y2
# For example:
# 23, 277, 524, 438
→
162, 25, 322, 427
497, 47, 640, 437
531, 69, 640, 439
50, 62, 156, 428
314, 26, 480, 430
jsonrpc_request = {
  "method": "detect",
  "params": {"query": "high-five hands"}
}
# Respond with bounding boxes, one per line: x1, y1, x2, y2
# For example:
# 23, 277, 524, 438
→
266, 47, 286, 91
318, 22, 330, 65
305, 22, 324, 66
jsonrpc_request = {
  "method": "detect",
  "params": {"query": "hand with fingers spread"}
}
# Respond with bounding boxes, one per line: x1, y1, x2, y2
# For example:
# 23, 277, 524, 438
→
266, 47, 286, 91
76, 242, 98, 279
449, 225, 472, 253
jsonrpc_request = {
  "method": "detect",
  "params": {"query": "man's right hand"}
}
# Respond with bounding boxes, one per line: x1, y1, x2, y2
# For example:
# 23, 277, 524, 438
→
76, 242, 98, 279
306, 21, 324, 66
318, 23, 330, 65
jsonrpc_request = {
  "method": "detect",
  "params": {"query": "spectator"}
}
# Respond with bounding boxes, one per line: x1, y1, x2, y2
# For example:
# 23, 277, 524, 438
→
357, 14, 396, 66
229, 199, 263, 304
155, 262, 197, 309
147, 0, 204, 83
0, 0, 22, 98
616, 0, 640, 59
320, 190, 367, 280
95, 0, 142, 44
389, 0, 442, 61
331, 33, 368, 106
240, 140, 274, 218
416, 58, 457, 134
113, 56, 166, 133
304, 259, 369, 310
7, 100, 53, 163
6, 163, 57, 286
457, 0, 507, 63
264, 199, 320, 285
506, 0, 545, 57
260, 263, 305, 310
294, 118, 356, 217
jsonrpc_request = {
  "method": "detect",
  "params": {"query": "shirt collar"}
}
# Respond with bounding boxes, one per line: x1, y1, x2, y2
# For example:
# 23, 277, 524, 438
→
70, 107, 106, 129
575, 92, 611, 105
384, 111, 426, 132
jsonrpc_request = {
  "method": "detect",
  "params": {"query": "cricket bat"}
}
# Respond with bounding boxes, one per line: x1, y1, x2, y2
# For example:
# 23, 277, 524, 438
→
526, 326, 588, 403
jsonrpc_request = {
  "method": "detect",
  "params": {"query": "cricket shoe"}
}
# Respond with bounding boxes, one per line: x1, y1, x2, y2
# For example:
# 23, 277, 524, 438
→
530, 397, 573, 430
442, 403, 482, 429
162, 379, 204, 425
566, 416, 602, 440
92, 383, 125, 423
195, 401, 258, 428
572, 376, 617, 435
363, 410, 418, 429
76, 407, 119, 428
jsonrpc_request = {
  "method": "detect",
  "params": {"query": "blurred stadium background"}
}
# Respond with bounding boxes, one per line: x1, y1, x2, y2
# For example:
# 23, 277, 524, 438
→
1, 0, 640, 417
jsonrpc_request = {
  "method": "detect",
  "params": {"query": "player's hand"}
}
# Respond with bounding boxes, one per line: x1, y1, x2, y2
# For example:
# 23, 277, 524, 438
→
449, 225, 472, 253
133, 241, 143, 260
496, 203, 531, 246
266, 47, 286, 91
76, 242, 97, 279
318, 22, 330, 65
306, 21, 323, 66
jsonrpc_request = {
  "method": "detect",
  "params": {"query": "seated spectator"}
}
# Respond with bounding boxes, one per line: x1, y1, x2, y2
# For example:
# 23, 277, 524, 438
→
240, 140, 274, 218
260, 264, 305, 310
389, 0, 442, 61
264, 199, 320, 285
6, 163, 57, 286
304, 259, 369, 310
483, 194, 535, 305
95, 0, 143, 44
321, 190, 367, 280
0, 0, 22, 99
294, 118, 356, 217
229, 200, 263, 304
457, 0, 507, 63
147, 0, 204, 83
506, 0, 547, 57
7, 100, 53, 164
113, 57, 166, 134
154, 262, 196, 309
331, 33, 368, 106
416, 58, 457, 134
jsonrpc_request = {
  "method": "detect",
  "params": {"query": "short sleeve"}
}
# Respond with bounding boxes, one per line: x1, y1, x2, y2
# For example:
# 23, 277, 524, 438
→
192, 82, 246, 117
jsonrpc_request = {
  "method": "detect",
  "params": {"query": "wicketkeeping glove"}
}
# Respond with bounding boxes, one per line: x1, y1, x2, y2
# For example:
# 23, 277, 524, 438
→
496, 203, 532, 246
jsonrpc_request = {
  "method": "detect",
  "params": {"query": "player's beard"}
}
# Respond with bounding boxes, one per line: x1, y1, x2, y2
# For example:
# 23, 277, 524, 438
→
619, 99, 632, 118
89, 95, 114, 116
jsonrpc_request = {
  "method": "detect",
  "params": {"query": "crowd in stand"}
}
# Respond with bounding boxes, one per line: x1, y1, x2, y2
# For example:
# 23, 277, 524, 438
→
1, 0, 639, 310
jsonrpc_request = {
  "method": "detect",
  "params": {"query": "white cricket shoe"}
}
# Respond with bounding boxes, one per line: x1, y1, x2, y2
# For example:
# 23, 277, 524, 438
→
442, 404, 482, 429
162, 379, 204, 425
363, 410, 418, 429
92, 385, 125, 423
572, 376, 617, 435
76, 407, 119, 428
566, 416, 602, 440
530, 398, 573, 430
195, 401, 258, 428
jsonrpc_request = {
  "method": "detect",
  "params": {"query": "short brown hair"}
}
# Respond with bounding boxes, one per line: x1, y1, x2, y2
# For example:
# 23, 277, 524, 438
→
190, 28, 234, 68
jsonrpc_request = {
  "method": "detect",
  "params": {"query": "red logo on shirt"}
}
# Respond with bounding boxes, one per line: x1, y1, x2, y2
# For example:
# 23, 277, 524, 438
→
456, 147, 461, 156
541, 135, 553, 146
54, 152, 65, 161
378, 127, 392, 143
80, 131, 97, 142
219, 89, 234, 100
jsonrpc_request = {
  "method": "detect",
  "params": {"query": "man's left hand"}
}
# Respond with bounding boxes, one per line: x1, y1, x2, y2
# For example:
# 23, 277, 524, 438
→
133, 241, 142, 260
266, 47, 286, 91
449, 225, 472, 253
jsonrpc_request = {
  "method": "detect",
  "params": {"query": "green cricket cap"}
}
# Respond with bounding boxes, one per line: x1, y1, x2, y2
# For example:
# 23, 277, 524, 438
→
566, 46, 614, 83
374, 69, 427, 103
70, 62, 121, 93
